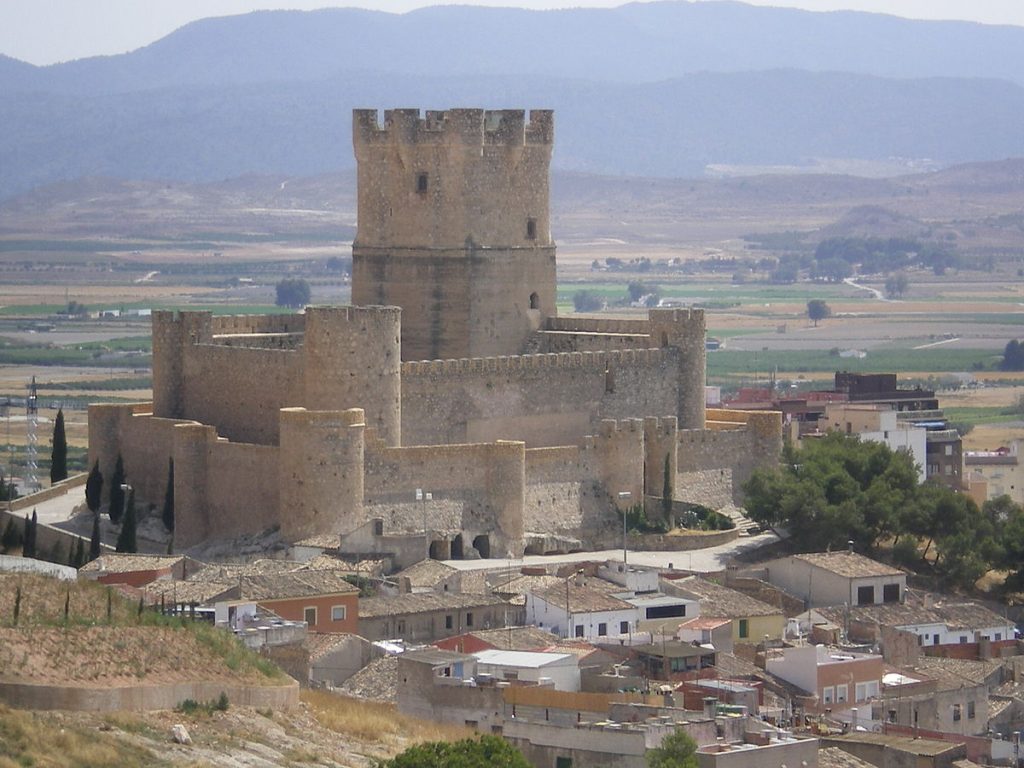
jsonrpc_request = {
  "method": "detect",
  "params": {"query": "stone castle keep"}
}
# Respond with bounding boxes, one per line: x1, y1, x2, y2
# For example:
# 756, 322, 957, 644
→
88, 108, 783, 558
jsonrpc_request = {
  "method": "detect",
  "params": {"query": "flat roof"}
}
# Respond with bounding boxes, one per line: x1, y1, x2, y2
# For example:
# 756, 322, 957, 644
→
474, 649, 574, 668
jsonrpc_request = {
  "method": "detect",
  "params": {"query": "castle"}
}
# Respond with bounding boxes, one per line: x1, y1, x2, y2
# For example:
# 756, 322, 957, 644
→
88, 108, 783, 559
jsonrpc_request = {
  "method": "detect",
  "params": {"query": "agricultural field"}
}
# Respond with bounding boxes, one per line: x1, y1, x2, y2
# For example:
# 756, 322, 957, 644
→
0, 163, 1023, 489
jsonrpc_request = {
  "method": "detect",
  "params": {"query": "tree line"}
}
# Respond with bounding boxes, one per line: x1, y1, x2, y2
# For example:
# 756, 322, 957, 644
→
743, 432, 1018, 591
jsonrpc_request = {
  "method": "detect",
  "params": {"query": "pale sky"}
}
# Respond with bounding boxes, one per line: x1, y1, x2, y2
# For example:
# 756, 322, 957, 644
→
3, 0, 1024, 66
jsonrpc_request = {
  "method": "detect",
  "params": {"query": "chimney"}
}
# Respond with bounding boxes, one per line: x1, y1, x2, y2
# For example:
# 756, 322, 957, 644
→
704, 696, 718, 720
847, 540, 854, 554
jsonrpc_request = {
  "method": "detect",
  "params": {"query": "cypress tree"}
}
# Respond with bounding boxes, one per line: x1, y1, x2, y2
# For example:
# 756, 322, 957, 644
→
88, 513, 101, 561
116, 488, 137, 553
1, 518, 22, 552
662, 453, 674, 523
50, 408, 68, 484
162, 457, 174, 532
22, 512, 36, 558
109, 456, 125, 524
85, 461, 103, 514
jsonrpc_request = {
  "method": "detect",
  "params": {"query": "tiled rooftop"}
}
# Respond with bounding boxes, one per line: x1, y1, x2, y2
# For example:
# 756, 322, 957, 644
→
794, 551, 904, 578
667, 576, 780, 618
394, 559, 458, 588
819, 597, 1011, 632
240, 570, 358, 600
531, 581, 635, 614
358, 592, 510, 618
80, 553, 184, 573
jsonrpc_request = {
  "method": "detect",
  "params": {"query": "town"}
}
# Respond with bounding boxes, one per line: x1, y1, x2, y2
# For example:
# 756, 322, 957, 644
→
0, 103, 1023, 768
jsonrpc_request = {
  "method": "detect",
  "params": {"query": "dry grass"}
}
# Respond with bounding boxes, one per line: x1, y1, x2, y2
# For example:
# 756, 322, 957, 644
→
0, 704, 162, 768
302, 689, 471, 747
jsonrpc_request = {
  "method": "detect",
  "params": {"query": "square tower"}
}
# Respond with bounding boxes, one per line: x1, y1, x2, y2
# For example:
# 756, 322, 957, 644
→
351, 108, 557, 361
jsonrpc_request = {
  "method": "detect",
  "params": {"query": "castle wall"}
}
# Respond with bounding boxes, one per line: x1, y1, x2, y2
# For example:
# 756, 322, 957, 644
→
401, 349, 678, 448
537, 317, 654, 353
522, 420, 644, 545
677, 409, 783, 506
204, 440, 279, 544
363, 439, 525, 556
183, 344, 302, 445
88, 403, 190, 511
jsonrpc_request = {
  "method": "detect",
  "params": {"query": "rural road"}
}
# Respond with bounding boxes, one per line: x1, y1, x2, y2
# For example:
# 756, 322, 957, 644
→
843, 277, 889, 301
443, 530, 780, 575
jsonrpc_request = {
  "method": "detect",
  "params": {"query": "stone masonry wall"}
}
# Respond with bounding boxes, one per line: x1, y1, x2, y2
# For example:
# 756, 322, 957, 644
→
401, 349, 678, 448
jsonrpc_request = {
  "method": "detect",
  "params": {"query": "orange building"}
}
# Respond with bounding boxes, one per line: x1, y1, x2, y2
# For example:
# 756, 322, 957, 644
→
239, 570, 359, 634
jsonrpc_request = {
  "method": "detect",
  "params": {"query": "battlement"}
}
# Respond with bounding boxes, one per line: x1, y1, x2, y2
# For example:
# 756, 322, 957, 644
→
545, 317, 652, 335
643, 416, 679, 438
401, 348, 667, 377
211, 314, 305, 336
353, 108, 553, 147
648, 307, 705, 324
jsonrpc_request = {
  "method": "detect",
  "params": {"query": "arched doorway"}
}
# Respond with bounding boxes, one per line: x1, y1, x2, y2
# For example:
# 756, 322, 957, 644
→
473, 534, 491, 559
451, 533, 464, 560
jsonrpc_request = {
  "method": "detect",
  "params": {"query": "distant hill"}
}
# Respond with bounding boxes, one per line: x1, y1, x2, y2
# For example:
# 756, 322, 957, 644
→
2, 2, 1024, 199
7, 3, 1024, 94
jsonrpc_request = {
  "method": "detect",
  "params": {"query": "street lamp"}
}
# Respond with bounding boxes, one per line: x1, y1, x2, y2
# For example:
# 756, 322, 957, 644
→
618, 490, 632, 566
416, 488, 432, 560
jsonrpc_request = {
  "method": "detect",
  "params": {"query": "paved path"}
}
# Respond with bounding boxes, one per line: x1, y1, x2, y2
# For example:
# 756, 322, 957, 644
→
443, 530, 780, 574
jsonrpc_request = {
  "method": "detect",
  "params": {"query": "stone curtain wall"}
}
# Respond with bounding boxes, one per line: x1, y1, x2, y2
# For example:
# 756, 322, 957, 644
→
401, 349, 678, 448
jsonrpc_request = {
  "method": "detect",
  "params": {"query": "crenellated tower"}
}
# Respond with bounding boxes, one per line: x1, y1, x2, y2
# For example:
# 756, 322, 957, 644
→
352, 108, 557, 361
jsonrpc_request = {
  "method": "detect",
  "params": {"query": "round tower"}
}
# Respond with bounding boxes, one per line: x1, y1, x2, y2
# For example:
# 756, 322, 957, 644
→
302, 305, 401, 446
278, 407, 365, 541
351, 108, 557, 360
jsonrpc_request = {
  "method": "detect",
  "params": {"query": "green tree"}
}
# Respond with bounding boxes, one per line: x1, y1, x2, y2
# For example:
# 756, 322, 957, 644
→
743, 433, 916, 553
807, 299, 831, 327
379, 736, 530, 768
23, 510, 37, 559
647, 728, 699, 768
885, 272, 909, 299
50, 408, 68, 484
275, 278, 311, 308
1000, 339, 1024, 371
162, 457, 175, 532
1, 518, 22, 552
662, 452, 674, 523
573, 290, 604, 312
88, 512, 101, 561
109, 455, 126, 524
85, 461, 103, 514
0, 471, 18, 502
116, 488, 138, 553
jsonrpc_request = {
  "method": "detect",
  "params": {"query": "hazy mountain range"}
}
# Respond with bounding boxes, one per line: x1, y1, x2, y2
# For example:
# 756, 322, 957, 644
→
2, 1, 1024, 200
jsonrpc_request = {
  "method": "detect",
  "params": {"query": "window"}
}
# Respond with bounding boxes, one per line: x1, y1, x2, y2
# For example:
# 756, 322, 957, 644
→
620, 621, 629, 634
526, 218, 537, 240
933, 634, 940, 645
646, 604, 686, 620
556, 758, 573, 768
738, 619, 749, 639
882, 583, 900, 603
331, 605, 347, 622
960, 636, 968, 644
304, 607, 317, 625
575, 624, 584, 638
836, 684, 848, 703
967, 701, 976, 719
445, 615, 453, 630
855, 681, 878, 702
857, 585, 875, 605
416, 172, 428, 193
598, 622, 607, 636
466, 612, 474, 628
822, 686, 834, 705
529, 291, 539, 310
953, 704, 961, 722
995, 632, 1002, 641
945, 444, 953, 456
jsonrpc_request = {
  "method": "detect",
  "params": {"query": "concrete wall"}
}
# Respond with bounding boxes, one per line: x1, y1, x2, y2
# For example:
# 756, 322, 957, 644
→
0, 679, 299, 712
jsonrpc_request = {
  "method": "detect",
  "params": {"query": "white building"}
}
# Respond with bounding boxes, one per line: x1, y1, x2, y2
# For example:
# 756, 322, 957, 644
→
823, 403, 927, 483
473, 649, 580, 692
763, 550, 906, 608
